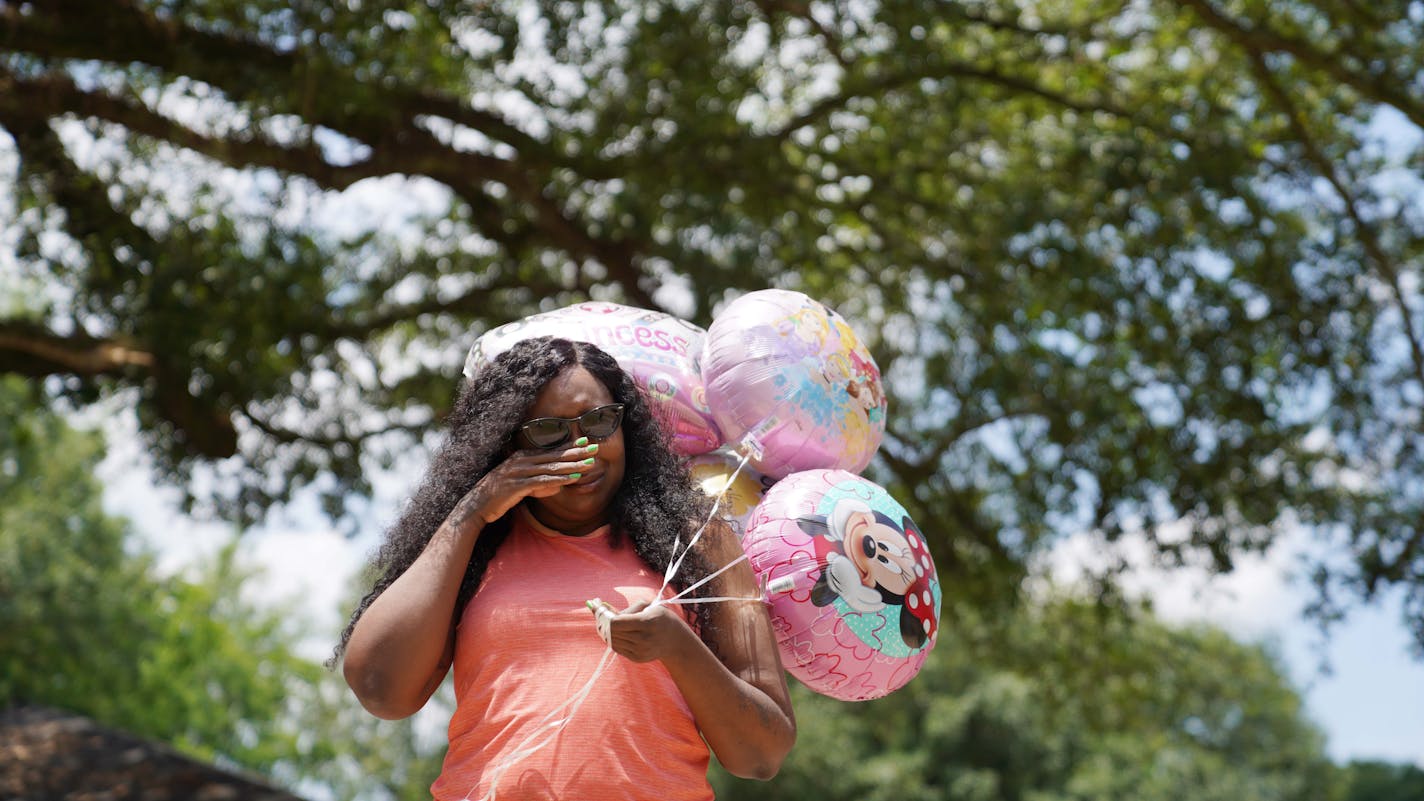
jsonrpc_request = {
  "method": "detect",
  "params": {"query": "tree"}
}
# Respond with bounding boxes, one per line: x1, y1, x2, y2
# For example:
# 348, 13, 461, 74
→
711, 595, 1342, 801
1340, 760, 1424, 801
0, 374, 446, 800
2, 1, 1422, 642
0, 372, 304, 766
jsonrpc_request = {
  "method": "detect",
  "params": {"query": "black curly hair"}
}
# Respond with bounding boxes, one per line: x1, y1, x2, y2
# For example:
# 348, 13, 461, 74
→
331, 337, 720, 666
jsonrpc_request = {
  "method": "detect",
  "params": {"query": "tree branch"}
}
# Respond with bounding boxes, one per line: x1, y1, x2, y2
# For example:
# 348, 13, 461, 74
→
319, 277, 566, 342
0, 321, 154, 376
1248, 51, 1424, 398
935, 2, 1118, 39
768, 58, 1128, 142
0, 321, 238, 457
1, 0, 562, 171
1, 0, 661, 309
236, 406, 427, 449
1334, 0, 1384, 28
0, 93, 168, 288
1179, 0, 1424, 131
0, 67, 388, 192
751, 0, 854, 70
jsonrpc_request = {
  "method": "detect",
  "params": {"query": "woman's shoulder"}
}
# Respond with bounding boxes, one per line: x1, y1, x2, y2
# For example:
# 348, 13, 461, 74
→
691, 516, 742, 559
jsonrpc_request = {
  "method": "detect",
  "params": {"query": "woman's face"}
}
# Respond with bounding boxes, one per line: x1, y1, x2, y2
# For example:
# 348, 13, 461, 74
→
520, 365, 626, 535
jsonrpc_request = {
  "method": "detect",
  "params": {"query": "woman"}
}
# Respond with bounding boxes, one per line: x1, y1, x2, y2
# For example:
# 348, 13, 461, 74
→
334, 336, 796, 800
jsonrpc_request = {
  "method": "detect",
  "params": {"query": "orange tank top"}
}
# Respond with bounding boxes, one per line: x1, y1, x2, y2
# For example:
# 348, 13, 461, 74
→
430, 506, 713, 801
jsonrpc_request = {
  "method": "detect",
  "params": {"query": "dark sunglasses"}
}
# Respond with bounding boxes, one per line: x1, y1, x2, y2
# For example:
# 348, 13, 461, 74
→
517, 403, 626, 449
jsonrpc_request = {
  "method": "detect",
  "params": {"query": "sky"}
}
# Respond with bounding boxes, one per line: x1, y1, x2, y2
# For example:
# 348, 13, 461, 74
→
90, 401, 1424, 768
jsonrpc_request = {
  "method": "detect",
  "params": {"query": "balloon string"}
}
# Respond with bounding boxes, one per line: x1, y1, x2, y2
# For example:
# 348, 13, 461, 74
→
472, 647, 617, 801
656, 446, 755, 598
659, 594, 762, 605
666, 552, 748, 602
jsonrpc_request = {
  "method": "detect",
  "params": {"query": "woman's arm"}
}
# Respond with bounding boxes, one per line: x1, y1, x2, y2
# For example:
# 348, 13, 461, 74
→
343, 444, 592, 719
342, 495, 482, 720
602, 522, 796, 779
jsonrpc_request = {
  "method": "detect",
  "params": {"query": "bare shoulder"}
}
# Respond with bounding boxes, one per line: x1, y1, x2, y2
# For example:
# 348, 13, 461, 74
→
694, 516, 748, 565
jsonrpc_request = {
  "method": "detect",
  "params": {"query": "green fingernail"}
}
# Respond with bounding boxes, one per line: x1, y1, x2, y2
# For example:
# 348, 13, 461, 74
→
582, 457, 595, 465
576, 436, 589, 446
586, 443, 599, 453
569, 472, 582, 480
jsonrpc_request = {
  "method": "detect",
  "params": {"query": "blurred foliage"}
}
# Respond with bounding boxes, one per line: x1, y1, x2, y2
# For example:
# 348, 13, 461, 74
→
1340, 761, 1424, 801
0, 0, 1421, 648
712, 595, 1341, 801
0, 375, 446, 800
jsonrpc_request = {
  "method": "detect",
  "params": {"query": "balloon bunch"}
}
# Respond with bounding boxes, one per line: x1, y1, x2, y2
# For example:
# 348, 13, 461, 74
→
466, 289, 940, 701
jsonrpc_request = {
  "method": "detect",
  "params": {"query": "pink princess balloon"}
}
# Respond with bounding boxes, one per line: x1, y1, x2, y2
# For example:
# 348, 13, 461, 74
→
464, 302, 722, 455
702, 289, 887, 479
742, 469, 940, 701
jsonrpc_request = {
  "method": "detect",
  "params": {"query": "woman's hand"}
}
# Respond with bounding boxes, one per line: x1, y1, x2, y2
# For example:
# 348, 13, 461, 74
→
590, 600, 696, 664
458, 440, 597, 526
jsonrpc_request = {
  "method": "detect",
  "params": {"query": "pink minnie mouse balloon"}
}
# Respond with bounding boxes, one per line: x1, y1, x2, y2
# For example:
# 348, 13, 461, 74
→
465, 302, 722, 455
743, 469, 939, 701
702, 289, 886, 479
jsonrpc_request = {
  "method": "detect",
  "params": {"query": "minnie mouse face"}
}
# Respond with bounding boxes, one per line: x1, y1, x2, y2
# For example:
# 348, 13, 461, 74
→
840, 508, 916, 598
799, 500, 930, 650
